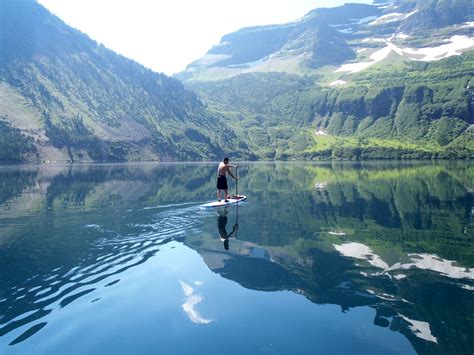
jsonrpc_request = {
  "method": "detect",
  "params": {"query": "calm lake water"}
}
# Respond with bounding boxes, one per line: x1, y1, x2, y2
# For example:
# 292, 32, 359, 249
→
0, 162, 472, 354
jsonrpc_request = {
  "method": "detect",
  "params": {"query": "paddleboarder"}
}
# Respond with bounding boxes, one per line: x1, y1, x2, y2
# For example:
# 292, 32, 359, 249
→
217, 157, 237, 202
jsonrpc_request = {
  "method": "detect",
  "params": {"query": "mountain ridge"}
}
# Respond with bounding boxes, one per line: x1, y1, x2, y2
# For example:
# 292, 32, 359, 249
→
179, 0, 474, 160
0, 1, 252, 162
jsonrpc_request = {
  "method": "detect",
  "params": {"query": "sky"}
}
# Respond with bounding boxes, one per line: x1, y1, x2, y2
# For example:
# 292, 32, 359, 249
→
38, 0, 373, 75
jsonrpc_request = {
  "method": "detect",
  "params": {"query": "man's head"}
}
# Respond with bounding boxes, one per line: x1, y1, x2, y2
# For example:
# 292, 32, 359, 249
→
223, 157, 229, 164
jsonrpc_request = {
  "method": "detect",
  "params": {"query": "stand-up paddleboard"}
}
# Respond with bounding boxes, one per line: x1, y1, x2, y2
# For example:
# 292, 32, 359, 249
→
201, 195, 247, 208
203, 165, 246, 208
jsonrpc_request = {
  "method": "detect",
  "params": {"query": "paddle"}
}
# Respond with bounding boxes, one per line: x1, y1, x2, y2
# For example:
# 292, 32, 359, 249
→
234, 165, 240, 236
235, 165, 238, 197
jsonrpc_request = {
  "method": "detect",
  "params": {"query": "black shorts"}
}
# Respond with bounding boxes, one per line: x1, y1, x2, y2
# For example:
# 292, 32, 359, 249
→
217, 175, 228, 190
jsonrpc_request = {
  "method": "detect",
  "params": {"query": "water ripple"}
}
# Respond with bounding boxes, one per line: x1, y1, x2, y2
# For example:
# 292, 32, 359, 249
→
0, 205, 211, 346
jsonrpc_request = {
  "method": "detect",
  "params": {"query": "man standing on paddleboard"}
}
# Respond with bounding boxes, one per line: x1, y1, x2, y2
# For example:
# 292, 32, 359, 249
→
217, 157, 237, 202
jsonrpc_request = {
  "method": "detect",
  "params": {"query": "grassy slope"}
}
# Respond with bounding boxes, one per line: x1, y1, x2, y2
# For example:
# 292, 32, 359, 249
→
188, 50, 474, 160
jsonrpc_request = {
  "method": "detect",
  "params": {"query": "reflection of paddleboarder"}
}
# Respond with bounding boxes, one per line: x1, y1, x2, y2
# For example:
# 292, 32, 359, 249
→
217, 211, 238, 250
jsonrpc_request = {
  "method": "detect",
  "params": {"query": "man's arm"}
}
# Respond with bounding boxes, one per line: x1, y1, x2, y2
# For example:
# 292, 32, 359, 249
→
228, 169, 237, 180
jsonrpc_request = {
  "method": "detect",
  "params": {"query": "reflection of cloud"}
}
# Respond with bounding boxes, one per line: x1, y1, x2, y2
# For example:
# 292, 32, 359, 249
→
334, 242, 474, 280
179, 281, 212, 325
400, 315, 438, 344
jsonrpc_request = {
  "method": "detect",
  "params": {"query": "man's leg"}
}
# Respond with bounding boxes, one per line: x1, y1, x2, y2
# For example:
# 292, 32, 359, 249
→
224, 189, 229, 202
217, 189, 221, 201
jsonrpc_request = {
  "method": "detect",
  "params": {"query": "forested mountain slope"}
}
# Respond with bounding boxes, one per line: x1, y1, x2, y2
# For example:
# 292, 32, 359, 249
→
0, 1, 251, 162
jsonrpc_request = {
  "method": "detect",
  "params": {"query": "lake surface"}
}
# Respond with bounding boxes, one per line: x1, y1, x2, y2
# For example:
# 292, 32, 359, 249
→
0, 162, 472, 354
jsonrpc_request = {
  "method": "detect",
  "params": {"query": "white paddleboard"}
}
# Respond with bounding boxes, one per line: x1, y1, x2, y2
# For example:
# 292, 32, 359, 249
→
201, 195, 247, 208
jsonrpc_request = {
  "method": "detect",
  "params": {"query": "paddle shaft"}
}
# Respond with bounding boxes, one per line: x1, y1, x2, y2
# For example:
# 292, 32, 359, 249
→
235, 166, 238, 197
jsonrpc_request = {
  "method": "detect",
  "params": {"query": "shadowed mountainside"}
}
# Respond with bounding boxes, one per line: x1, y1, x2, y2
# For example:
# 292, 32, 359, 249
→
0, 1, 252, 163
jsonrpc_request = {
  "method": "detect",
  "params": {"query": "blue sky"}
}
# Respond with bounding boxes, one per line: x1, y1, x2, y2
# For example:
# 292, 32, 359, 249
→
39, 0, 372, 75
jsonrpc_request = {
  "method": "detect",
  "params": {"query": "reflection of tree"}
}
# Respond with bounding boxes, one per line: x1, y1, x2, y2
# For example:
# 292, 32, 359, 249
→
2, 164, 218, 212
0, 168, 37, 205
237, 162, 474, 266
45, 167, 108, 208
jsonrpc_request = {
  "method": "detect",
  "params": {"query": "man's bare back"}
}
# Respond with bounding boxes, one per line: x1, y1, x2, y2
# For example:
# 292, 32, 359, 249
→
217, 161, 235, 177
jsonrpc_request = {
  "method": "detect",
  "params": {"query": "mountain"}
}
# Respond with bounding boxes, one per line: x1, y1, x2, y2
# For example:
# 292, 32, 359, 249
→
178, 0, 474, 160
1, 0, 472, 162
0, 0, 252, 163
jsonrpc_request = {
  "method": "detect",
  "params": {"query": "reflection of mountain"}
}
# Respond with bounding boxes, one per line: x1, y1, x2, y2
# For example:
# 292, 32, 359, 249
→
0, 163, 218, 345
238, 162, 474, 265
189, 227, 473, 355
0, 168, 38, 204
0, 162, 473, 353
184, 162, 474, 355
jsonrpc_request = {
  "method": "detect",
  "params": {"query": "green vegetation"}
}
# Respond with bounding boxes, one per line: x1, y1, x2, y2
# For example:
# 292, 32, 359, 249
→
0, 120, 37, 163
187, 49, 474, 160
179, 0, 474, 161
0, 1, 252, 162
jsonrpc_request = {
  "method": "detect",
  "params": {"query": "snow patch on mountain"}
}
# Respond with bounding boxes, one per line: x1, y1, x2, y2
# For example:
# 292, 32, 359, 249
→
402, 35, 474, 61
375, 2, 392, 10
338, 28, 354, 34
394, 33, 410, 40
335, 35, 474, 73
227, 56, 268, 68
368, 10, 417, 26
335, 44, 396, 73
362, 37, 386, 43
458, 21, 474, 29
354, 16, 378, 25
191, 54, 231, 67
